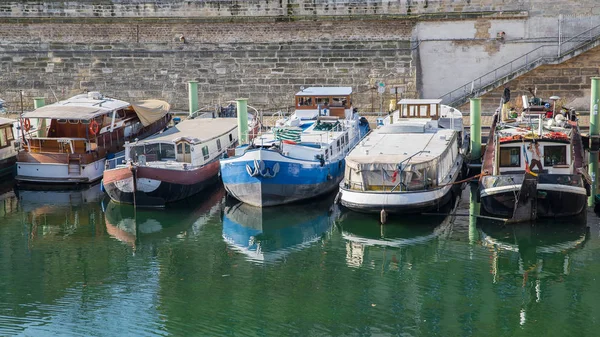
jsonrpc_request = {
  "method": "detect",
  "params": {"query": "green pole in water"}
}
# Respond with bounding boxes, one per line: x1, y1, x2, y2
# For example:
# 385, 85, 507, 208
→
236, 98, 249, 145
588, 77, 600, 206
33, 97, 46, 137
469, 182, 480, 245
188, 81, 198, 117
470, 98, 482, 162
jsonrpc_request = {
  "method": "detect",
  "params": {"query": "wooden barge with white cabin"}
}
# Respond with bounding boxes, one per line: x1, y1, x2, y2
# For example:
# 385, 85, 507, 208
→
15, 92, 171, 184
103, 118, 243, 207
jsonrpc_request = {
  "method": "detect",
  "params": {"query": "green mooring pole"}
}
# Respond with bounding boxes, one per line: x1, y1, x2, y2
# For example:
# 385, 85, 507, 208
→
188, 81, 198, 117
236, 98, 249, 145
470, 98, 482, 161
588, 77, 600, 206
33, 97, 45, 109
469, 182, 480, 246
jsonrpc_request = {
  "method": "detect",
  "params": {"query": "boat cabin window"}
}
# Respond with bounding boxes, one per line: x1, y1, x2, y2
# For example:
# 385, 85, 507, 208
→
68, 119, 79, 124
229, 133, 233, 142
202, 146, 209, 160
296, 96, 350, 109
401, 104, 439, 119
131, 143, 175, 162
499, 147, 521, 167
544, 145, 567, 166
217, 139, 222, 152
0, 126, 14, 148
316, 97, 330, 107
344, 133, 349, 145
57, 119, 67, 124
297, 97, 313, 107
331, 97, 348, 107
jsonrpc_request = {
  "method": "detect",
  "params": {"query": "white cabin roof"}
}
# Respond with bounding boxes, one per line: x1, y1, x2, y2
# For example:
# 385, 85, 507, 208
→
0, 117, 16, 126
346, 128, 456, 170
138, 118, 237, 145
398, 99, 442, 105
296, 87, 352, 97
22, 93, 130, 120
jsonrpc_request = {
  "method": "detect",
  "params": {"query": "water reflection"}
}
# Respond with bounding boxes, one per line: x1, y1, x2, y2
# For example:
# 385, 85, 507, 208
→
104, 186, 225, 247
477, 212, 589, 327
479, 219, 588, 283
0, 181, 18, 218
222, 197, 336, 263
340, 208, 455, 269
15, 183, 106, 243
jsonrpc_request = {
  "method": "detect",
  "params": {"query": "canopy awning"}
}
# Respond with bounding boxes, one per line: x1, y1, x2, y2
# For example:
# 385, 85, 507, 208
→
131, 100, 171, 127
21, 105, 114, 120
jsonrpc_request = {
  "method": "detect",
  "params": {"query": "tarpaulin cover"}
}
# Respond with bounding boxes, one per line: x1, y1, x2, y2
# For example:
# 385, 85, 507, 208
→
131, 100, 171, 127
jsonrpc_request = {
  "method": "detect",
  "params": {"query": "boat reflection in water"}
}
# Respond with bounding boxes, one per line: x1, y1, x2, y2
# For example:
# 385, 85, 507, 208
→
340, 207, 456, 269
222, 197, 337, 263
0, 181, 18, 218
478, 217, 588, 326
103, 186, 225, 247
15, 183, 106, 241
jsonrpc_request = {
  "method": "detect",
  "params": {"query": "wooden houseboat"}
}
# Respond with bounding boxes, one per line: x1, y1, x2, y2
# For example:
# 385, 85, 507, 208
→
16, 92, 171, 184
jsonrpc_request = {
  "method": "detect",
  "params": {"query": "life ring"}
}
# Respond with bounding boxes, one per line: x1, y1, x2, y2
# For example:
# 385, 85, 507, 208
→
89, 120, 99, 135
23, 118, 31, 132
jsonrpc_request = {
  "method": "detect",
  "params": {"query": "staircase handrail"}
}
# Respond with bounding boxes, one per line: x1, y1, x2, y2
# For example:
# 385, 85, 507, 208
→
439, 23, 600, 106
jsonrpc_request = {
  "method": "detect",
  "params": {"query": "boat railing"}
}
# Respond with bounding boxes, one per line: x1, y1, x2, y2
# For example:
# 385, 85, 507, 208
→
105, 153, 127, 169
25, 137, 89, 154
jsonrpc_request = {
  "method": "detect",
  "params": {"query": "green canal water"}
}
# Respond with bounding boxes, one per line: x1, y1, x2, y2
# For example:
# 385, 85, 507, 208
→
0, 182, 599, 336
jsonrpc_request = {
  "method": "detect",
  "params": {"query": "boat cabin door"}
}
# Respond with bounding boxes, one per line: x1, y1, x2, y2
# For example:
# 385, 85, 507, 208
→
176, 141, 192, 163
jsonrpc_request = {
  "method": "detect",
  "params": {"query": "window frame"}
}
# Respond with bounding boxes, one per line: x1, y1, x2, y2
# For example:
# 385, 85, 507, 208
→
543, 145, 568, 167
499, 146, 521, 168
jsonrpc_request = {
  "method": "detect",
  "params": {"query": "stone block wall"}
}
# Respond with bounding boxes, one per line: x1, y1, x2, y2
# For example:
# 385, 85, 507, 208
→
0, 0, 597, 18
0, 20, 414, 112
458, 45, 600, 113
0, 0, 527, 18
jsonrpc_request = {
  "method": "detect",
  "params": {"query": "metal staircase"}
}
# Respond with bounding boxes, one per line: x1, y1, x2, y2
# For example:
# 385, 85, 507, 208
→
439, 23, 600, 108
